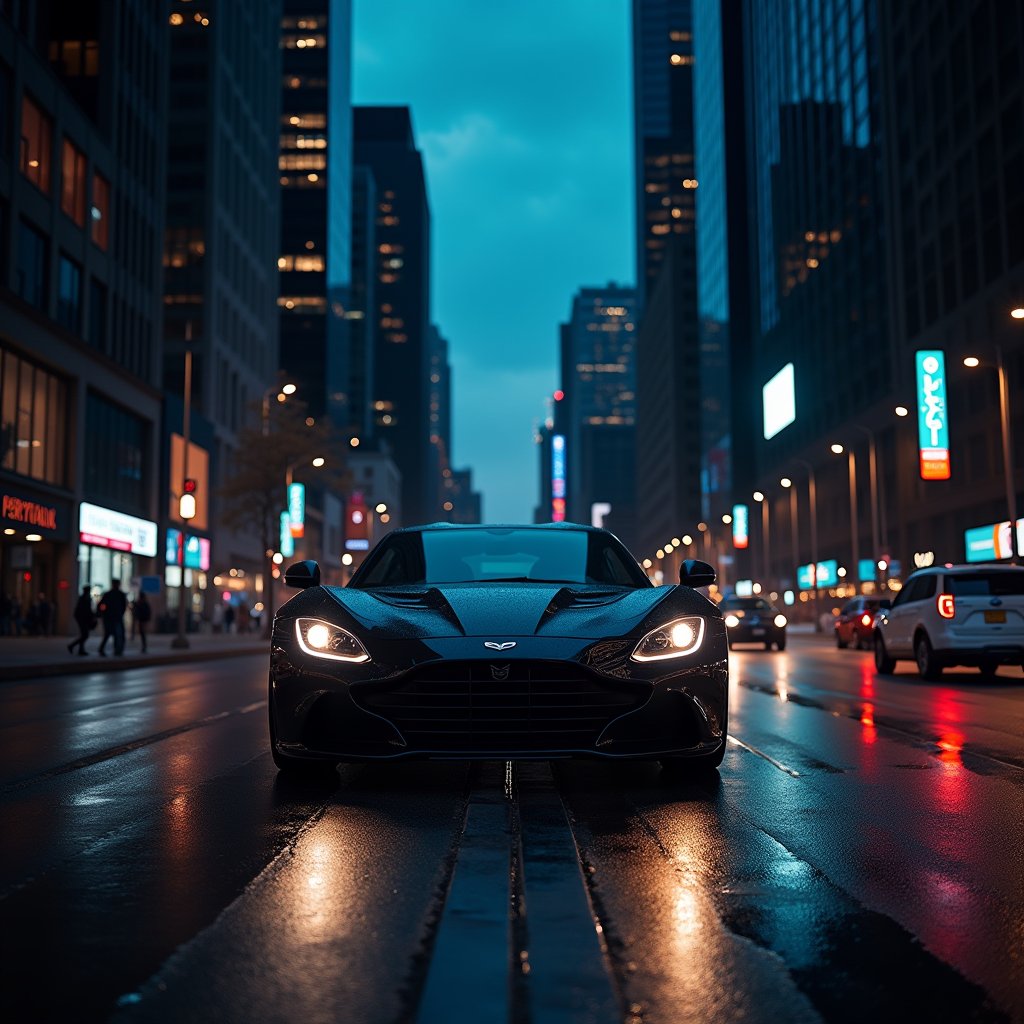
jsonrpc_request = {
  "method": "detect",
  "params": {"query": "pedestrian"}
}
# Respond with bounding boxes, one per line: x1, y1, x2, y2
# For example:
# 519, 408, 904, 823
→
133, 591, 151, 652
212, 601, 224, 633
0, 592, 10, 636
35, 592, 52, 637
223, 603, 235, 634
97, 578, 128, 656
68, 586, 96, 656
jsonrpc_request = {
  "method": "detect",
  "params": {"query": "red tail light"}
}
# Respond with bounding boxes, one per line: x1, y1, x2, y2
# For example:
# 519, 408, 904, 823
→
937, 593, 955, 619
861, 613, 872, 626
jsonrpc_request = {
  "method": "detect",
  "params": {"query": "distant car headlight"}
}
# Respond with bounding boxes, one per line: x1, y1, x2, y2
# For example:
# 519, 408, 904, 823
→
774, 614, 787, 627
631, 616, 706, 662
295, 617, 370, 662
724, 614, 740, 628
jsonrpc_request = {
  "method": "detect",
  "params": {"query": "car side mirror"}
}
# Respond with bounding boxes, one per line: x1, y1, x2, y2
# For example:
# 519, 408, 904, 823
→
679, 558, 716, 588
284, 560, 321, 589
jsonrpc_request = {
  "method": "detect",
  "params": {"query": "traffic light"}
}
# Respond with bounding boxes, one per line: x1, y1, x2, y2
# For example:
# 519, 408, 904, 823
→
179, 478, 197, 520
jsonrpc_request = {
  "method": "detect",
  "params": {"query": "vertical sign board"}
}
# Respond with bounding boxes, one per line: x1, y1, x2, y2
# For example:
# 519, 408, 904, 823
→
732, 504, 749, 549
280, 512, 295, 558
916, 350, 951, 479
551, 434, 566, 522
288, 483, 305, 538
345, 492, 370, 551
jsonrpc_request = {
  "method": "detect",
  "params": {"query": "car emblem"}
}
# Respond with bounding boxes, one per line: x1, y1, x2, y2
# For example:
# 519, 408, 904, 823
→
990, 598, 1003, 607
490, 664, 511, 681
484, 641, 516, 651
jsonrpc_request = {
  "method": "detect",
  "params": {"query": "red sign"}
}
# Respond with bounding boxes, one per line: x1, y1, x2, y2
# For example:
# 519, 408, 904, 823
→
2, 495, 58, 530
919, 449, 951, 480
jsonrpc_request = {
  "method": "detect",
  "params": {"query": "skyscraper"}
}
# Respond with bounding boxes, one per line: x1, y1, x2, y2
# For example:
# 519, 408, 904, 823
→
354, 106, 433, 524
0, 1, 170, 624
631, 0, 703, 561
165, 0, 282, 587
559, 285, 638, 533
278, 0, 352, 426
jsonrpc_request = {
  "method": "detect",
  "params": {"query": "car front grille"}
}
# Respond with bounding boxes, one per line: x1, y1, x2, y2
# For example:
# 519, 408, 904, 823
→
352, 660, 649, 752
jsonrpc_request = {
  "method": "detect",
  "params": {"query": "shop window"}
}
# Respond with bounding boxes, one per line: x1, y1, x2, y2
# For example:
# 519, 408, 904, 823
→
57, 254, 82, 334
15, 219, 48, 310
91, 173, 110, 250
19, 94, 52, 193
61, 138, 87, 226
0, 346, 68, 486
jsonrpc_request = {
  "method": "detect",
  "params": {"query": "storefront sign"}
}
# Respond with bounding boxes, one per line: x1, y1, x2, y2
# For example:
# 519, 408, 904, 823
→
797, 559, 839, 590
1, 488, 70, 539
916, 350, 951, 480
345, 492, 369, 551
280, 511, 295, 558
79, 502, 157, 556
165, 529, 211, 571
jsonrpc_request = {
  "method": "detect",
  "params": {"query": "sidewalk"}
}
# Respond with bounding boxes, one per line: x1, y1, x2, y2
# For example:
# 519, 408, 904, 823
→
0, 631, 268, 681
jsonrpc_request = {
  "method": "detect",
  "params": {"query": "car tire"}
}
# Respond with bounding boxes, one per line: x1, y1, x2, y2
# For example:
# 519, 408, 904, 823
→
978, 658, 999, 679
874, 634, 896, 674
764, 640, 773, 651
269, 691, 338, 782
775, 636, 786, 651
836, 631, 848, 649
914, 632, 943, 681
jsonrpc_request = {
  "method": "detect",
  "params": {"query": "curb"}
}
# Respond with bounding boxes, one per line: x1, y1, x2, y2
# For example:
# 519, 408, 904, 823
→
0, 645, 268, 682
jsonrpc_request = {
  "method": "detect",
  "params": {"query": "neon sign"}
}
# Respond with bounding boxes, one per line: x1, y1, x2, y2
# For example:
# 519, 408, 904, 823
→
551, 435, 566, 521
732, 504, 749, 549
916, 350, 950, 480
288, 483, 305, 538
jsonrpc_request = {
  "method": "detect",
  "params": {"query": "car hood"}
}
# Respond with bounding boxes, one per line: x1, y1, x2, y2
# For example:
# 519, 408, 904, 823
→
322, 582, 677, 640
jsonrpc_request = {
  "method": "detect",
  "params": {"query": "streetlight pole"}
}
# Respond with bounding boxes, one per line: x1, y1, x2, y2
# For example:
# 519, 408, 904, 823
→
791, 460, 819, 626
965, 347, 1019, 562
753, 491, 770, 591
172, 332, 192, 650
852, 424, 882, 570
831, 444, 859, 589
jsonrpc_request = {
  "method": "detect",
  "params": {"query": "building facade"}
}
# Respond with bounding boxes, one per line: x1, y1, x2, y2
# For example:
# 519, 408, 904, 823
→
353, 106, 433, 525
0, 1, 167, 630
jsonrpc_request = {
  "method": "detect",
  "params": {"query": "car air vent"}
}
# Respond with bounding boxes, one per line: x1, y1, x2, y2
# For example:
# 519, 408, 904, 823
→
370, 588, 464, 632
542, 587, 625, 616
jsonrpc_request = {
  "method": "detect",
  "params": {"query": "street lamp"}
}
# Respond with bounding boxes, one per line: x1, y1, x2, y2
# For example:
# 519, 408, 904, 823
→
964, 347, 1018, 561
261, 382, 296, 436
752, 490, 771, 589
830, 442, 859, 588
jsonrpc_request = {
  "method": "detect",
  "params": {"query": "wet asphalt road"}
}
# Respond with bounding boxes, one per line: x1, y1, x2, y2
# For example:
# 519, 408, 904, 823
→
1, 637, 1022, 1023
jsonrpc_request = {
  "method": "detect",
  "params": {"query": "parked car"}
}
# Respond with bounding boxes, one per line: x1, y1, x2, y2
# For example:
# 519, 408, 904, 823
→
835, 596, 892, 649
719, 596, 787, 650
873, 565, 1024, 679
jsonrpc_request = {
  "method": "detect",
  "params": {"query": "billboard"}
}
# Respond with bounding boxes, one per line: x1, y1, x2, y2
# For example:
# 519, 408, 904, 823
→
964, 518, 1024, 562
165, 529, 210, 571
797, 559, 838, 590
280, 511, 294, 558
763, 363, 795, 440
916, 350, 951, 480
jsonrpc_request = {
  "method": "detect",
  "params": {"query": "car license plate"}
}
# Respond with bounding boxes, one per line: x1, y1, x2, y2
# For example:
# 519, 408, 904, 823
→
752, 628, 765, 636
984, 610, 1006, 623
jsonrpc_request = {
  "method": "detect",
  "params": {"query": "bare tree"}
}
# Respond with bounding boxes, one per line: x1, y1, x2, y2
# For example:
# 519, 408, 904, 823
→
219, 389, 348, 635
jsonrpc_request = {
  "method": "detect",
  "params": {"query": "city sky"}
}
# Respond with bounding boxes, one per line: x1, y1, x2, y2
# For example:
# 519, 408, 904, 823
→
353, 0, 634, 523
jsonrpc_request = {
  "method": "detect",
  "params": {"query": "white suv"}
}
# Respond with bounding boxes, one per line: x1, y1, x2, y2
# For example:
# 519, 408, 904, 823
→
873, 564, 1024, 679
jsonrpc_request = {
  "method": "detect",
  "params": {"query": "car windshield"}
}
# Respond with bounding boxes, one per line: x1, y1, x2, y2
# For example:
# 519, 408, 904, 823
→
947, 571, 1024, 596
350, 528, 651, 588
721, 597, 772, 611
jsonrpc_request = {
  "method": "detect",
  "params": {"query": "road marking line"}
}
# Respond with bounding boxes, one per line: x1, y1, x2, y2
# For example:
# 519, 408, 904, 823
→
728, 735, 802, 777
517, 762, 621, 1024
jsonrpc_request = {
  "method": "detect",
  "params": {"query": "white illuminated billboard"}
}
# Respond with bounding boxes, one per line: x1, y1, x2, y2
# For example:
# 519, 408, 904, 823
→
762, 363, 796, 439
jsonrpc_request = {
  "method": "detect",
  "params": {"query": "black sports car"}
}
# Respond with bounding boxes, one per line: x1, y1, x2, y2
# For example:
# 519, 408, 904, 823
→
269, 523, 729, 777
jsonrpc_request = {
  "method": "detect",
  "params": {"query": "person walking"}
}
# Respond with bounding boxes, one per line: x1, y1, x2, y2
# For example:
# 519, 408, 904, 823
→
97, 579, 128, 656
133, 591, 151, 652
68, 587, 96, 656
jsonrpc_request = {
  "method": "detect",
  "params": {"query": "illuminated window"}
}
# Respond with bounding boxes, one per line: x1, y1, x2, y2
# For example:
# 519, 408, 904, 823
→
278, 296, 327, 312
277, 254, 324, 272
279, 133, 327, 150
19, 95, 52, 192
91, 173, 109, 249
282, 34, 325, 48
279, 153, 326, 170
47, 39, 99, 76
282, 113, 326, 128
670, 53, 694, 66
61, 138, 87, 226
0, 346, 69, 486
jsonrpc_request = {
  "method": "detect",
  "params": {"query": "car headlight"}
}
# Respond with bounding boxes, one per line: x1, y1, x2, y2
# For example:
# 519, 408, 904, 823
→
724, 614, 740, 628
631, 616, 706, 662
295, 617, 370, 663
774, 614, 787, 627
